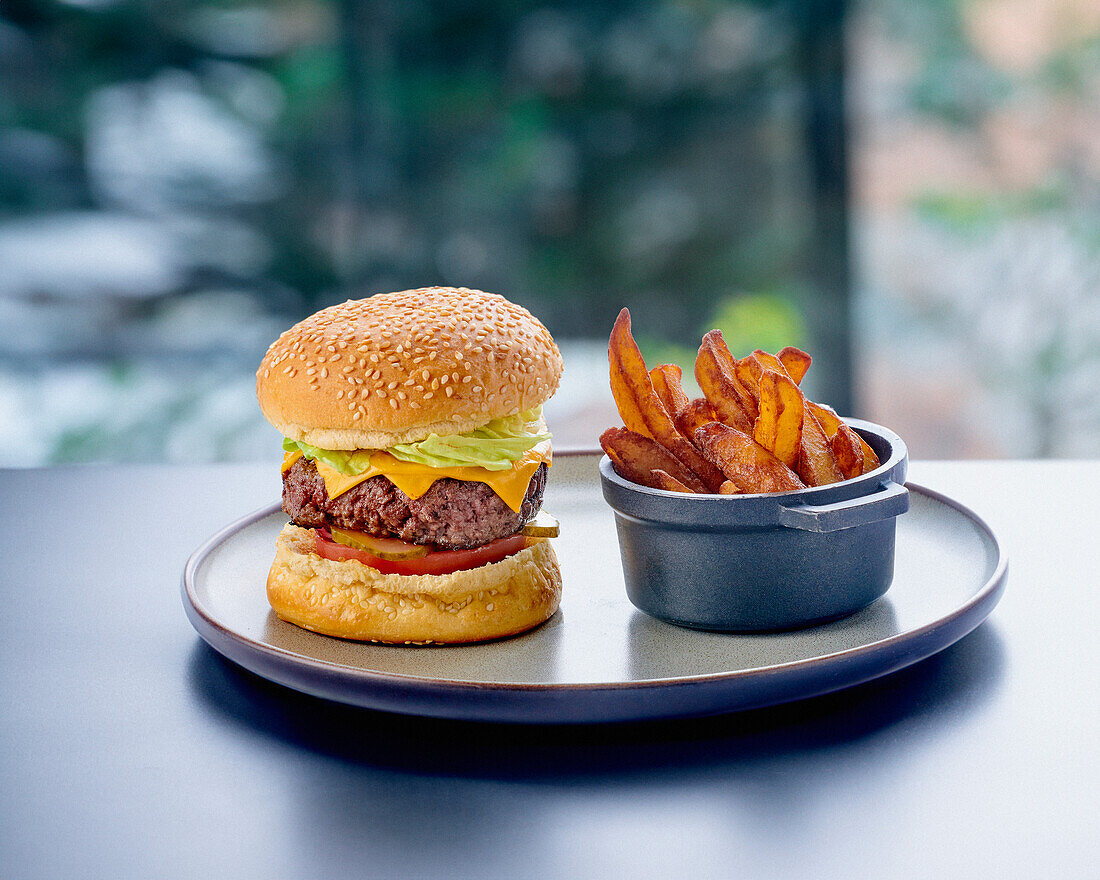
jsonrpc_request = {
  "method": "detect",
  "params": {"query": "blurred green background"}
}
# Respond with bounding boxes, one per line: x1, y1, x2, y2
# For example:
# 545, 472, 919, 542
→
0, 0, 1096, 462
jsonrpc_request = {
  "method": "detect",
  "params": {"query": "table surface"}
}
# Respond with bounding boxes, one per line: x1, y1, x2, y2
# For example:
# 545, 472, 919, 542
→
1, 459, 1097, 879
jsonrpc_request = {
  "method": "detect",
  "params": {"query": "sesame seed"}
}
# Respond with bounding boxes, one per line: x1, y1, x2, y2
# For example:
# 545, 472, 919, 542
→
389, 399, 398, 409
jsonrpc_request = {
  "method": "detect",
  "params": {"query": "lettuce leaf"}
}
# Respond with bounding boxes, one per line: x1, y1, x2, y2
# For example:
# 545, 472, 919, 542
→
283, 407, 550, 474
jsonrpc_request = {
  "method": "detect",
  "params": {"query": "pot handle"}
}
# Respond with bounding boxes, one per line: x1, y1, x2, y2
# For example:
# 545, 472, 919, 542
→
778, 480, 909, 533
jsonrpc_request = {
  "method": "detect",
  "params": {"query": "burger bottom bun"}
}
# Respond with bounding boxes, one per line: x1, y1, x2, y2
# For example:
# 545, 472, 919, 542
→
267, 523, 562, 644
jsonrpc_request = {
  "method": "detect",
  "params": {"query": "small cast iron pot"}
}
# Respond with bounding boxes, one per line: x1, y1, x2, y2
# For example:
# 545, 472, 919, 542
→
599, 418, 909, 632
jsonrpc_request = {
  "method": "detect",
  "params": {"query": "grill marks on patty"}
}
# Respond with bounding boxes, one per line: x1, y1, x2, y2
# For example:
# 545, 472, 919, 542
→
281, 457, 547, 550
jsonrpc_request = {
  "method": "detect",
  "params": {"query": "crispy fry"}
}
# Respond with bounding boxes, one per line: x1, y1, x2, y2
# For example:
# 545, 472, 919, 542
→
806, 400, 841, 436
676, 398, 716, 440
733, 357, 761, 403
738, 355, 844, 486
805, 401, 875, 479
717, 480, 740, 495
777, 346, 811, 384
650, 469, 696, 494
754, 370, 804, 469
650, 363, 691, 424
599, 427, 708, 493
830, 425, 865, 479
698, 331, 758, 420
609, 356, 653, 438
809, 404, 880, 473
737, 350, 791, 403
694, 422, 806, 494
797, 410, 844, 486
857, 434, 880, 473
607, 313, 725, 490
695, 336, 755, 432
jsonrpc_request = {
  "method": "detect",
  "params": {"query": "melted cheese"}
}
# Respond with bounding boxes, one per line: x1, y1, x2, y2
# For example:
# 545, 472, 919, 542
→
281, 442, 552, 512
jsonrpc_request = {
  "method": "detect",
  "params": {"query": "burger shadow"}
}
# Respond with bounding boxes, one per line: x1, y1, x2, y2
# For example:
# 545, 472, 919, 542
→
186, 617, 1006, 781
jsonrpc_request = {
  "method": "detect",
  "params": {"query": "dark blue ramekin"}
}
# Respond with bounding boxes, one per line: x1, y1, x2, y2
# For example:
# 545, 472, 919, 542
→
599, 418, 909, 632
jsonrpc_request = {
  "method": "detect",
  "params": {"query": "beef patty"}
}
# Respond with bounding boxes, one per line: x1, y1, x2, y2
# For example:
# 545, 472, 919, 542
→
282, 457, 547, 550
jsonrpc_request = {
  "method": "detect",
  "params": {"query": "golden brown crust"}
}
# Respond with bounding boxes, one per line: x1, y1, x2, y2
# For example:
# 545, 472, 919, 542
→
266, 524, 562, 644
256, 287, 563, 449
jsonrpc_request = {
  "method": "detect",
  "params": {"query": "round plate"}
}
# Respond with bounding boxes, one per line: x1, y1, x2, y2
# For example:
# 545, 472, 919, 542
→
182, 455, 1007, 724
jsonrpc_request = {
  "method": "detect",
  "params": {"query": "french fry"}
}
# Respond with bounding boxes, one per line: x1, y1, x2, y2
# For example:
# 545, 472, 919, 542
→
856, 435, 880, 473
754, 370, 804, 470
610, 356, 653, 438
608, 310, 725, 491
650, 469, 696, 494
676, 398, 716, 440
806, 401, 876, 478
737, 352, 844, 486
736, 349, 789, 403
695, 337, 755, 432
797, 410, 844, 486
599, 427, 708, 493
650, 363, 691, 424
809, 402, 881, 472
717, 480, 740, 495
777, 346, 811, 384
694, 422, 806, 494
698, 330, 758, 420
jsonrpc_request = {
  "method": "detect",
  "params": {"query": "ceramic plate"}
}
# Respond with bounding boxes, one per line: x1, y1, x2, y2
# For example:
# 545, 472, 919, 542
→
182, 454, 1007, 724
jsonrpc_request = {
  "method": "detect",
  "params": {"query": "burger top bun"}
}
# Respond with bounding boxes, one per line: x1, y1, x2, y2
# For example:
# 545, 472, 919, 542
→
256, 287, 563, 450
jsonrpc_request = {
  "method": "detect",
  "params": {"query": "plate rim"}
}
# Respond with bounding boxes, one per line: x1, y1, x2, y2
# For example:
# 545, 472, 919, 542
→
182, 460, 1007, 718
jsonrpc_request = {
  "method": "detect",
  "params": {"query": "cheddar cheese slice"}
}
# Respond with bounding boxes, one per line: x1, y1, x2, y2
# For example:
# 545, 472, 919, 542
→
281, 442, 551, 512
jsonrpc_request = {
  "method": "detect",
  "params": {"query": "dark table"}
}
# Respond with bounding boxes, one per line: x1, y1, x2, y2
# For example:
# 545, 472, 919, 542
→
2, 460, 1096, 878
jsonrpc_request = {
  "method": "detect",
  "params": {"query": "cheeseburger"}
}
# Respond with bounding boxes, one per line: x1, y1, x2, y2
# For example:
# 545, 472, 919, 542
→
256, 286, 563, 644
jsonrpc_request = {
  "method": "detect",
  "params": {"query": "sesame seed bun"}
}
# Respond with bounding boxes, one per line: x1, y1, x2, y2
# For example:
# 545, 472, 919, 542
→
256, 287, 563, 450
266, 524, 562, 643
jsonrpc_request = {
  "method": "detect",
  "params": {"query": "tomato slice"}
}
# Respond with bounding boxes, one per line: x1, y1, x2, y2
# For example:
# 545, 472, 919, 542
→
312, 529, 533, 576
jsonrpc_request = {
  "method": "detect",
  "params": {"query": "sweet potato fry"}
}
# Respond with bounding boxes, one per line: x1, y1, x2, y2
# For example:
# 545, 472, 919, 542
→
676, 398, 716, 440
607, 310, 725, 491
777, 346, 811, 384
650, 363, 690, 424
797, 410, 844, 486
650, 469, 696, 494
599, 427, 707, 493
694, 422, 806, 494
754, 370, 804, 469
717, 480, 740, 495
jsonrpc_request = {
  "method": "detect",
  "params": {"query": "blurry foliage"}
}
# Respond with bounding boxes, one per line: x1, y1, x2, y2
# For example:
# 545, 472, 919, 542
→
0, 0, 835, 348
707, 292, 805, 357
861, 0, 1100, 456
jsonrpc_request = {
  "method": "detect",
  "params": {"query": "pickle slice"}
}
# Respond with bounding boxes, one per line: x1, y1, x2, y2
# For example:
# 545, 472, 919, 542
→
328, 528, 429, 560
520, 509, 559, 538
